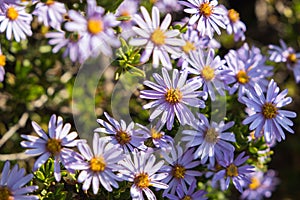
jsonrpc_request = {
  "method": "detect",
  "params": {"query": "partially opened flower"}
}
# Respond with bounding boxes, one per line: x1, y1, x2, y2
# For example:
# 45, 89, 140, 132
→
118, 149, 169, 200
0, 161, 38, 200
0, 45, 6, 82
242, 79, 297, 143
21, 114, 82, 182
140, 68, 205, 130
67, 133, 124, 194
0, 3, 32, 42
129, 6, 184, 69
225, 8, 246, 41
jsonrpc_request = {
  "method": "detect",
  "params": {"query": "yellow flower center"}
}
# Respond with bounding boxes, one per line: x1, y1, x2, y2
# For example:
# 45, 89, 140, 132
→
87, 19, 104, 35
45, 0, 55, 5
249, 177, 261, 190
236, 70, 249, 84
182, 41, 196, 54
151, 28, 166, 46
199, 2, 213, 17
172, 164, 186, 179
134, 173, 150, 188
262, 102, 278, 119
205, 128, 219, 143
6, 7, 19, 21
201, 66, 215, 81
287, 53, 297, 64
150, 128, 163, 140
228, 9, 240, 23
0, 186, 13, 200
165, 88, 182, 104
182, 196, 192, 200
46, 138, 62, 155
226, 163, 238, 177
115, 130, 131, 145
0, 55, 6, 67
90, 156, 106, 172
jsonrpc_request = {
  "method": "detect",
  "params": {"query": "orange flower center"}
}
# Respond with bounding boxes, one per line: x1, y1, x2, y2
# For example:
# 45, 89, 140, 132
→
90, 156, 106, 172
87, 19, 104, 35
226, 163, 238, 177
287, 53, 297, 64
165, 88, 182, 104
228, 9, 240, 23
115, 130, 131, 145
7, 7, 19, 21
262, 102, 278, 119
45, 0, 55, 5
172, 164, 186, 179
201, 66, 215, 81
249, 177, 261, 190
46, 138, 62, 155
134, 173, 150, 188
236, 70, 249, 84
150, 128, 163, 140
0, 55, 6, 67
182, 41, 196, 54
151, 28, 166, 46
199, 2, 213, 17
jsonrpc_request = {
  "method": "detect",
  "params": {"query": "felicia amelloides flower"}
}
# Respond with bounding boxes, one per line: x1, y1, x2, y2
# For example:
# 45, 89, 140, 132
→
21, 114, 82, 182
180, 0, 227, 39
0, 161, 39, 200
0, 3, 32, 42
118, 149, 169, 200
225, 8, 246, 41
129, 6, 184, 69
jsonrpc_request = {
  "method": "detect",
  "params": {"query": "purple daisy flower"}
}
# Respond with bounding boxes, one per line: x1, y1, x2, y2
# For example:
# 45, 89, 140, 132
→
212, 152, 255, 193
241, 169, 279, 200
269, 39, 300, 83
0, 161, 38, 200
0, 3, 32, 42
186, 48, 231, 101
180, 0, 227, 39
118, 148, 169, 200
32, 0, 66, 30
67, 133, 124, 194
129, 6, 184, 69
94, 112, 146, 153
182, 113, 235, 165
140, 68, 205, 130
242, 79, 297, 143
159, 145, 202, 196
0, 45, 6, 82
64, 0, 120, 57
165, 180, 207, 200
225, 8, 246, 41
136, 120, 174, 150
21, 114, 82, 182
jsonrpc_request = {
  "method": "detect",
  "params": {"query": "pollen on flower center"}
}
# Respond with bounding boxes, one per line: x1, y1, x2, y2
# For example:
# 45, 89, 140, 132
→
45, 0, 55, 5
262, 102, 278, 119
7, 7, 19, 21
46, 138, 62, 155
0, 186, 12, 200
182, 41, 196, 54
150, 128, 163, 140
182, 196, 192, 200
287, 53, 297, 64
236, 70, 249, 84
134, 173, 150, 188
87, 19, 104, 35
249, 177, 261, 190
228, 9, 240, 23
172, 164, 186, 179
226, 163, 238, 177
199, 2, 213, 17
90, 156, 106, 172
205, 128, 219, 143
201, 66, 215, 81
151, 28, 166, 46
165, 88, 182, 104
0, 55, 6, 67
115, 130, 131, 145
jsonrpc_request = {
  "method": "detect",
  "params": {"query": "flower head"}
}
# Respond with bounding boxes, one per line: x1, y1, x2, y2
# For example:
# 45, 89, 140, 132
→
67, 133, 124, 194
118, 149, 169, 200
129, 6, 184, 69
140, 68, 205, 130
0, 45, 6, 82
0, 161, 38, 200
225, 8, 246, 41
242, 79, 297, 143
21, 114, 82, 181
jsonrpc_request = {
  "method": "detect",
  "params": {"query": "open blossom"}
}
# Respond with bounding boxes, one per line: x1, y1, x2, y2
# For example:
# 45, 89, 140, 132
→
180, 0, 227, 38
182, 113, 235, 165
129, 6, 184, 69
0, 161, 39, 200
0, 3, 32, 42
159, 146, 202, 196
67, 133, 124, 194
118, 149, 169, 200
32, 0, 66, 30
21, 114, 82, 182
242, 79, 296, 143
140, 68, 205, 130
